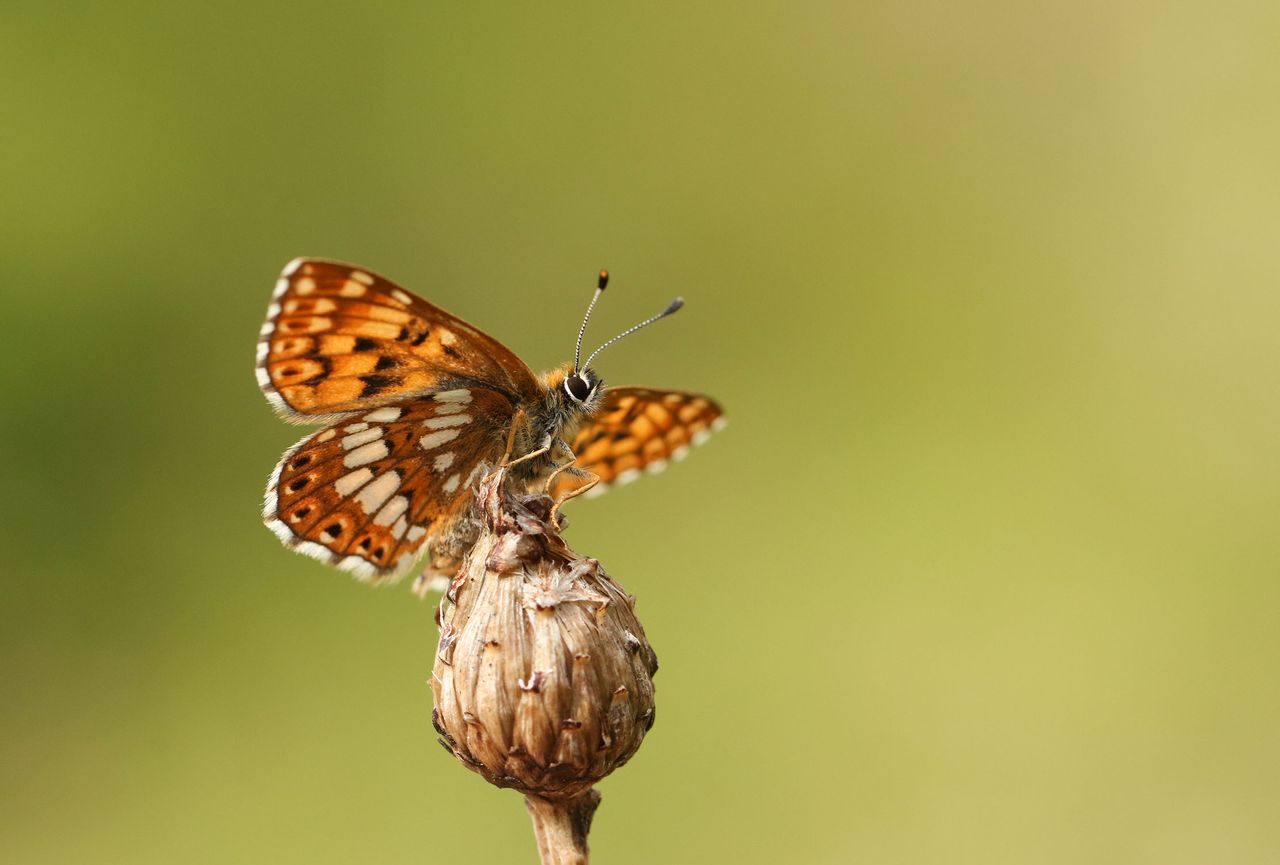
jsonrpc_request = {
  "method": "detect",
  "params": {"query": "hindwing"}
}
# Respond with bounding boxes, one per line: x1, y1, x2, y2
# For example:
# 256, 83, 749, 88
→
263, 387, 512, 581
558, 387, 725, 498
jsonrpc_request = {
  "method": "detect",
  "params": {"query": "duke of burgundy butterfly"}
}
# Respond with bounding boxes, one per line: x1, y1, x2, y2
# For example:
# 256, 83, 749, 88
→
257, 260, 725, 584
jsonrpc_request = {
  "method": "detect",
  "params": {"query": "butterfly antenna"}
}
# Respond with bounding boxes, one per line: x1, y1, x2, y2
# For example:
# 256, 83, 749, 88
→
574, 269, 609, 372
582, 296, 685, 369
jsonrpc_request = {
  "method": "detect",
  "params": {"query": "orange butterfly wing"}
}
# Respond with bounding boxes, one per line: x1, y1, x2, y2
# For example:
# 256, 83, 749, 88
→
256, 258, 540, 422
559, 387, 726, 498
264, 387, 512, 581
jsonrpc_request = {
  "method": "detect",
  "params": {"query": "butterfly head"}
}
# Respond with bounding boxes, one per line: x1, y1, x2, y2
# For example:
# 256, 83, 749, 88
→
540, 364, 606, 427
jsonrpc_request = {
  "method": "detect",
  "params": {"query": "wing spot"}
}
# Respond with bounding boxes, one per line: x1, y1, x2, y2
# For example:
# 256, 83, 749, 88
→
300, 359, 332, 387
616, 468, 643, 486
422, 414, 471, 429
335, 467, 374, 496
347, 320, 404, 341
344, 440, 390, 468
286, 477, 310, 493
324, 523, 343, 539
359, 374, 399, 397
353, 336, 377, 352
643, 438, 666, 460
290, 454, 313, 470
419, 428, 461, 450
363, 407, 402, 422
443, 473, 461, 493
643, 403, 673, 428
391, 289, 414, 304
433, 389, 472, 404
433, 452, 456, 471
284, 297, 336, 315
438, 328, 458, 346
374, 355, 397, 371
280, 316, 332, 334
356, 472, 401, 514
295, 277, 317, 294
411, 331, 429, 346
271, 336, 315, 359
350, 270, 375, 285
291, 505, 312, 522
342, 427, 383, 450
613, 454, 642, 475
339, 280, 367, 297
628, 415, 657, 440
612, 437, 640, 456
374, 495, 409, 526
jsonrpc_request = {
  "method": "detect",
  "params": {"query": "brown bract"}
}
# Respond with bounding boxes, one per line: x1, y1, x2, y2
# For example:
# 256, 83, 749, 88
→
431, 467, 659, 801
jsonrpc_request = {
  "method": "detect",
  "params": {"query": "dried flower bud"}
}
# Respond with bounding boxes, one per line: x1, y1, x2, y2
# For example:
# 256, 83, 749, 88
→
431, 469, 659, 800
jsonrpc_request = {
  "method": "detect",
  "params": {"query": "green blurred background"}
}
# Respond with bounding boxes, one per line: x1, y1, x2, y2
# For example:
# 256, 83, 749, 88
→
3, 1, 1278, 863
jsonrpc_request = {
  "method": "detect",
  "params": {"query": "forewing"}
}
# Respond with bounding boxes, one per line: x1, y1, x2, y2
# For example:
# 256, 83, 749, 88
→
559, 387, 725, 498
263, 387, 511, 581
256, 258, 540, 422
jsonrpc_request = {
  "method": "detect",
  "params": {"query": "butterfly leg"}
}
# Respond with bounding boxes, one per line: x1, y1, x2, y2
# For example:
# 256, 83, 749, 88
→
542, 438, 582, 493
497, 407, 528, 467
549, 467, 600, 529
544, 439, 598, 528
504, 432, 554, 469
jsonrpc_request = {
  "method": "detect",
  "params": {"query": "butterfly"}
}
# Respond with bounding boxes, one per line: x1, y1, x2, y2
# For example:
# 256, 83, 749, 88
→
257, 258, 725, 584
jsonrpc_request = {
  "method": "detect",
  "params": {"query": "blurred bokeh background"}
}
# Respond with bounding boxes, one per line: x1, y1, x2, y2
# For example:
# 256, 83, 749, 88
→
3, 2, 1278, 863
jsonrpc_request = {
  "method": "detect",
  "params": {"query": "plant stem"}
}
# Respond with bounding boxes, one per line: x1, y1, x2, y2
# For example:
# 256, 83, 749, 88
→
523, 789, 602, 865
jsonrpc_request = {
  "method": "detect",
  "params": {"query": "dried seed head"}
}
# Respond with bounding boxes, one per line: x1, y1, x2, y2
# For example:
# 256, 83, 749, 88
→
431, 469, 659, 799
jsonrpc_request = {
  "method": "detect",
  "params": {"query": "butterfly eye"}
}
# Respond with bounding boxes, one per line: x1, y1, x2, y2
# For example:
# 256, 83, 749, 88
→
564, 372, 593, 402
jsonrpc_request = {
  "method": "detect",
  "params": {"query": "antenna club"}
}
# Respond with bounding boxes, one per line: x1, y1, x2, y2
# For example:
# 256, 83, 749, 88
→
598, 270, 609, 290
580, 294, 688, 369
